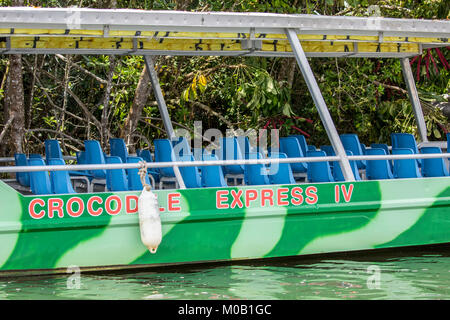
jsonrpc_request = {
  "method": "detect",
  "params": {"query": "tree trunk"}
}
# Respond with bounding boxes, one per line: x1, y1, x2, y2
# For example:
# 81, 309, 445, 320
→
2, 0, 25, 155
120, 64, 151, 152
3, 54, 25, 154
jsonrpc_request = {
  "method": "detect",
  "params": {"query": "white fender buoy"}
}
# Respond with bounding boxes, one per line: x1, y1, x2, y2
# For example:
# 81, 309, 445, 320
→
138, 186, 162, 254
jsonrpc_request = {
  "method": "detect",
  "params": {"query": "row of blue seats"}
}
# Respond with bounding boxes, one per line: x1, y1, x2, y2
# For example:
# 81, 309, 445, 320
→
307, 132, 450, 182
14, 139, 158, 195
14, 132, 450, 194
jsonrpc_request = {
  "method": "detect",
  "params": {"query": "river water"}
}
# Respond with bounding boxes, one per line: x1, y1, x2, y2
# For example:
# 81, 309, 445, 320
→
0, 245, 449, 300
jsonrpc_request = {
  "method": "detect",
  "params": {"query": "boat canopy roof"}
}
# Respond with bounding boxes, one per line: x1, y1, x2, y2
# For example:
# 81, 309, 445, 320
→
0, 7, 448, 58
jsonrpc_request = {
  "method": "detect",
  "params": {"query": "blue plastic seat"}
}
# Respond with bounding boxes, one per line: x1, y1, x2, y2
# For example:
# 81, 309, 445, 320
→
110, 138, 128, 164
306, 150, 334, 183
279, 137, 307, 174
14, 153, 30, 187
371, 143, 390, 156
289, 135, 308, 158
391, 133, 422, 167
154, 139, 177, 177
420, 147, 449, 177
154, 139, 179, 188
332, 150, 362, 182
267, 152, 296, 185
201, 154, 227, 187
105, 156, 129, 191
45, 139, 64, 164
29, 154, 43, 159
320, 145, 335, 170
126, 156, 151, 190
340, 134, 366, 170
244, 152, 270, 185
392, 148, 422, 179
177, 154, 202, 188
84, 140, 107, 179
76, 151, 87, 165
217, 137, 245, 176
365, 148, 394, 180
371, 143, 392, 170
28, 158, 52, 195
48, 158, 76, 194
307, 145, 317, 152
71, 150, 94, 178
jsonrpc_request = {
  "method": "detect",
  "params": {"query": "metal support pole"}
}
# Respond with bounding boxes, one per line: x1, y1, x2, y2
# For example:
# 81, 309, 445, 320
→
285, 29, 355, 181
400, 58, 428, 143
144, 55, 186, 189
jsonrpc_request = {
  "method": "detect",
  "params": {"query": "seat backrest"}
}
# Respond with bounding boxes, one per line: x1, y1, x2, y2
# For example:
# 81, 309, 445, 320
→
391, 132, 422, 167
126, 156, 151, 190
29, 154, 43, 159
84, 140, 107, 179
279, 137, 307, 173
14, 153, 30, 187
48, 158, 76, 194
306, 150, 334, 183
420, 147, 449, 177
177, 154, 202, 188
154, 139, 176, 177
289, 135, 308, 157
392, 148, 422, 179
201, 154, 227, 187
340, 134, 366, 170
371, 143, 390, 155
244, 152, 270, 186
365, 148, 394, 180
109, 138, 128, 164
218, 137, 244, 175
76, 151, 87, 165
320, 145, 335, 156
45, 139, 64, 163
28, 158, 52, 195
267, 152, 296, 185
105, 156, 129, 191
391, 133, 418, 151
332, 150, 362, 182
307, 145, 317, 152
139, 149, 153, 163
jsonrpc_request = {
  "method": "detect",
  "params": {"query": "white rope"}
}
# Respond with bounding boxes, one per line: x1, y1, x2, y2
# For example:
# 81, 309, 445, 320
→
138, 160, 151, 191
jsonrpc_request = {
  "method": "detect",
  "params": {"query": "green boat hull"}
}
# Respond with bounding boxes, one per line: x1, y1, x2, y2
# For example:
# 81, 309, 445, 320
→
0, 177, 449, 275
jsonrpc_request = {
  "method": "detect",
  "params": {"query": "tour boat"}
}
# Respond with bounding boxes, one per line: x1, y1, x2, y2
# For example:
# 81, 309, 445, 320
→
0, 7, 449, 276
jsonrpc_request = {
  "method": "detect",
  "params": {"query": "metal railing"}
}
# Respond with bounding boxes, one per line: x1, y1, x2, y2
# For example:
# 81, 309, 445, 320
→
0, 152, 449, 174
0, 155, 76, 164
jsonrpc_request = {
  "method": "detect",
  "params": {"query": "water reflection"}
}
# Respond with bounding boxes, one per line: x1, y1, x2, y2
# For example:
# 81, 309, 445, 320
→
0, 246, 449, 300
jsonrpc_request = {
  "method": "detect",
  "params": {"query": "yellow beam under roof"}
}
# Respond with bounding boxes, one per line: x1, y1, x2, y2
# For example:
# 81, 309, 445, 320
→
0, 8, 447, 57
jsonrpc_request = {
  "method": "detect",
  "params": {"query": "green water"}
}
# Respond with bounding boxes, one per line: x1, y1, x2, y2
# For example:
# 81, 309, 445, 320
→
1, 246, 449, 300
